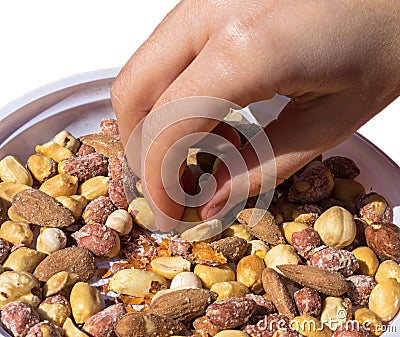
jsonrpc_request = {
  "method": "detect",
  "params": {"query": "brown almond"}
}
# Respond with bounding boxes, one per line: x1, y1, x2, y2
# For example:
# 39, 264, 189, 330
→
277, 264, 348, 296
33, 247, 96, 282
261, 268, 297, 319
210, 236, 248, 262
12, 189, 75, 228
79, 134, 123, 158
148, 288, 217, 323
115, 312, 188, 337
237, 208, 285, 245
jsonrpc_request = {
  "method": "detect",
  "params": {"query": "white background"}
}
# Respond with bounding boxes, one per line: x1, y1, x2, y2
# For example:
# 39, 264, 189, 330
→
0, 0, 399, 164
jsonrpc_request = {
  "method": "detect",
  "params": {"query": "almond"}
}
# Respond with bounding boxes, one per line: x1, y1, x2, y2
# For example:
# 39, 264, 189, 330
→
277, 264, 349, 296
33, 246, 96, 282
261, 267, 297, 319
115, 312, 188, 337
79, 133, 123, 158
12, 189, 75, 228
148, 288, 217, 323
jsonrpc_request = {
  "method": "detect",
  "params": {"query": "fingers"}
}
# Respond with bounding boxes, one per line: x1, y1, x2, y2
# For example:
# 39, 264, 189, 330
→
199, 93, 369, 219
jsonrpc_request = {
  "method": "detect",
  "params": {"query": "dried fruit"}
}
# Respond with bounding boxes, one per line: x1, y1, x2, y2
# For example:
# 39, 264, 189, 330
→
206, 297, 257, 329
291, 227, 321, 259
82, 196, 117, 225
310, 246, 359, 276
58, 153, 108, 181
294, 287, 322, 317
79, 133, 123, 158
1, 301, 40, 337
33, 247, 96, 282
277, 264, 349, 296
82, 304, 126, 337
149, 288, 217, 323
323, 156, 360, 179
262, 268, 297, 319
210, 236, 248, 262
12, 189, 75, 228
365, 222, 400, 263
237, 208, 285, 245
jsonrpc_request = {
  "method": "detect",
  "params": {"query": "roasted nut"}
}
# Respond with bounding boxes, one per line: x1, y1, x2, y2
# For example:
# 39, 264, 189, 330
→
291, 227, 322, 259
7, 205, 29, 222
109, 269, 167, 297
346, 275, 376, 306
294, 287, 322, 317
206, 297, 257, 329
194, 264, 235, 289
27, 154, 57, 183
331, 178, 365, 203
244, 314, 294, 337
288, 161, 334, 204
0, 271, 41, 309
169, 236, 193, 257
210, 281, 250, 301
281, 221, 309, 245
0, 197, 6, 224
292, 204, 323, 226
0, 155, 33, 186
128, 197, 158, 232
354, 308, 384, 337
193, 316, 221, 336
1, 301, 40, 337
344, 218, 368, 251
368, 278, 400, 322
36, 228, 67, 255
82, 196, 117, 225
180, 219, 222, 242
79, 133, 123, 158
264, 244, 301, 275
56, 195, 87, 220
357, 193, 390, 224
3, 247, 46, 273
247, 239, 270, 259
39, 173, 78, 198
365, 222, 400, 263
245, 293, 277, 316
107, 155, 123, 181
0, 221, 33, 246
236, 255, 265, 293
36, 142, 75, 162
63, 318, 90, 337
290, 315, 332, 337
77, 144, 95, 157
310, 246, 359, 277
53, 131, 80, 153
0, 237, 11, 264
151, 256, 191, 279
26, 321, 64, 337
170, 271, 202, 289
222, 223, 254, 242
375, 260, 400, 283
318, 196, 357, 215
99, 118, 120, 139
276, 196, 299, 222
210, 236, 248, 262
352, 246, 379, 277
38, 294, 72, 326
0, 182, 31, 208
78, 176, 109, 201
105, 209, 132, 236
323, 156, 360, 179
43, 271, 80, 297
332, 321, 368, 337
70, 282, 102, 324
214, 331, 249, 337
58, 153, 108, 182
72, 223, 120, 258
314, 206, 356, 248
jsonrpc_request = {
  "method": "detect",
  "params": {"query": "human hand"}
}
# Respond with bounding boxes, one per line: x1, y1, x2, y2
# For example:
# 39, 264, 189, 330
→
111, 0, 400, 229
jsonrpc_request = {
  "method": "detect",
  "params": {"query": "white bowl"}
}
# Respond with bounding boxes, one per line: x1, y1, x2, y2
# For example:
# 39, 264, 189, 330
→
0, 68, 399, 336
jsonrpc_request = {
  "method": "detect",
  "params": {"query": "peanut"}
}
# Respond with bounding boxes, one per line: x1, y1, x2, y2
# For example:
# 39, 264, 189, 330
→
36, 141, 75, 162
63, 317, 89, 337
354, 308, 384, 336
222, 223, 254, 242
43, 271, 80, 297
0, 220, 34, 246
210, 281, 250, 301
368, 278, 400, 322
237, 255, 265, 293
290, 315, 332, 337
375, 260, 400, 283
128, 197, 157, 232
78, 176, 109, 201
70, 282, 102, 324
180, 219, 222, 242
56, 195, 87, 220
39, 173, 78, 198
352, 246, 379, 277
281, 221, 309, 244
170, 272, 202, 290
7, 205, 29, 222
214, 331, 249, 337
0, 181, 31, 208
0, 155, 33, 186
194, 264, 235, 289
151, 256, 191, 279
3, 247, 46, 273
320, 296, 350, 331
27, 154, 57, 182
53, 131, 80, 153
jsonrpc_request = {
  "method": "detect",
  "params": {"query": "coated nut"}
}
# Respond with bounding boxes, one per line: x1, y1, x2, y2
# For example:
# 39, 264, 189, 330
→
150, 256, 191, 279
58, 153, 108, 182
56, 195, 87, 220
374, 260, 400, 283
314, 206, 356, 248
128, 197, 157, 232
291, 315, 332, 337
53, 131, 81, 153
320, 296, 352, 331
105, 209, 133, 236
0, 155, 33, 186
35, 142, 75, 162
210, 281, 250, 301
236, 255, 265, 293
194, 264, 235, 289
346, 275, 376, 306
108, 180, 128, 209
323, 156, 360, 179
210, 236, 248, 262
107, 155, 123, 181
99, 118, 120, 139
247, 239, 270, 259
354, 308, 384, 337
170, 272, 202, 290
310, 246, 359, 276
39, 173, 78, 198
365, 222, 400, 263
0, 237, 11, 264
26, 322, 64, 337
0, 271, 41, 309
352, 246, 379, 277
368, 278, 400, 322
3, 247, 46, 273
109, 269, 167, 297
43, 271, 80, 297
82, 196, 116, 225
293, 287, 322, 316
0, 220, 34, 246
38, 294, 72, 326
357, 193, 390, 225
264, 244, 301, 275
70, 282, 102, 324
63, 317, 90, 337
1, 301, 40, 337
27, 154, 57, 183
222, 223, 254, 242
281, 221, 309, 245
36, 228, 67, 255
332, 320, 368, 337
292, 204, 323, 226
78, 176, 109, 201
77, 144, 95, 157
291, 227, 322, 259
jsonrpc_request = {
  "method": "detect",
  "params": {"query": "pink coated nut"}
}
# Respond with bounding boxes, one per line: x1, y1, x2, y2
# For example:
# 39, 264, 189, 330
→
293, 287, 322, 317
1, 302, 40, 337
310, 246, 359, 276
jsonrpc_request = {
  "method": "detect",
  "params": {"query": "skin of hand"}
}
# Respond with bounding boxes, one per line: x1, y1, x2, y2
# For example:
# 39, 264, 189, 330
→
111, 0, 400, 229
